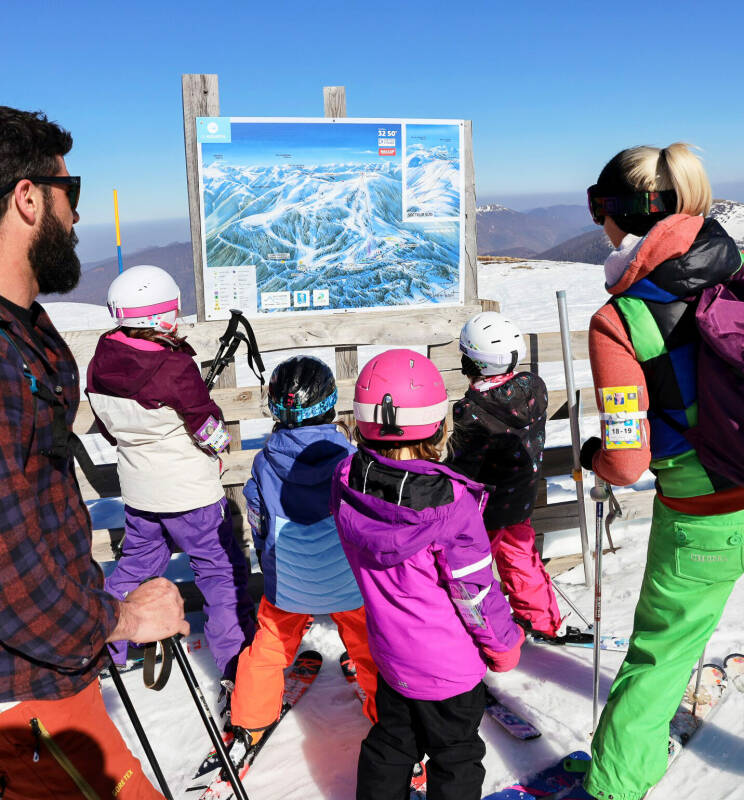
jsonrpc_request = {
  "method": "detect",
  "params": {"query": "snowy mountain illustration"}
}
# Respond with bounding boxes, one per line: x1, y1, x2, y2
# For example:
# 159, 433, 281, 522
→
405, 142, 460, 219
202, 160, 460, 312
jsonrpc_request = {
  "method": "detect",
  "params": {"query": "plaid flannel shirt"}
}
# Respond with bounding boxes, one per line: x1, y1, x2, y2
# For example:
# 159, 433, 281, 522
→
0, 300, 119, 702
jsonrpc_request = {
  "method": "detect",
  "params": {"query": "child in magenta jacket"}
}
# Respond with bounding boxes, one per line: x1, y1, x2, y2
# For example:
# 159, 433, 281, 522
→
332, 349, 524, 800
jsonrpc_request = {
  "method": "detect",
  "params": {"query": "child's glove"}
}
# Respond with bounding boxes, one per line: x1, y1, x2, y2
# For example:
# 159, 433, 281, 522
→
195, 415, 231, 455
483, 627, 525, 672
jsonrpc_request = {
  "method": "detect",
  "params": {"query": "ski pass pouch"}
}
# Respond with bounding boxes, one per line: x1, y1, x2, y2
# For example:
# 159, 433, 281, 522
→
599, 385, 646, 450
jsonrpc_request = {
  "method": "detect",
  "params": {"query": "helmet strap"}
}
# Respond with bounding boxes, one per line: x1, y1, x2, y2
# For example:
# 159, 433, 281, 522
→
379, 393, 404, 437
507, 349, 519, 373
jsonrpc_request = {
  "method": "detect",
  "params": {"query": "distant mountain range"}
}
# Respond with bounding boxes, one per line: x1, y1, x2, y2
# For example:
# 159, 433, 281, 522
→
42, 242, 197, 314
477, 199, 744, 263
45, 199, 744, 312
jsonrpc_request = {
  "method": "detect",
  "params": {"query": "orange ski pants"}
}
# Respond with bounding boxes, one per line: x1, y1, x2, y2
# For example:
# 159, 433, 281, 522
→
0, 679, 163, 800
231, 598, 377, 730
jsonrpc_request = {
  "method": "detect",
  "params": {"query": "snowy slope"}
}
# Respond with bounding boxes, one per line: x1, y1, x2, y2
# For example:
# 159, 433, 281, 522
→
92, 259, 744, 800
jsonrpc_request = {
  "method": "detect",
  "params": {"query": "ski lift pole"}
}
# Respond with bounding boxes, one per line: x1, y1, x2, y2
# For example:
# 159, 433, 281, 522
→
107, 660, 174, 800
168, 636, 250, 800
557, 290, 593, 588
589, 475, 609, 734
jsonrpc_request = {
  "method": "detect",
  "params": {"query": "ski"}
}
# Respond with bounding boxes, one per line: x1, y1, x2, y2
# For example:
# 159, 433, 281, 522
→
339, 650, 367, 704
723, 653, 744, 692
666, 662, 728, 767
185, 650, 322, 798
339, 651, 428, 798
484, 687, 541, 740
529, 628, 629, 652
482, 751, 590, 800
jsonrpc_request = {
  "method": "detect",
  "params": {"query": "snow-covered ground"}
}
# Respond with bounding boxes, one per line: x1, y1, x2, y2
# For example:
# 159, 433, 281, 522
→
46, 258, 744, 799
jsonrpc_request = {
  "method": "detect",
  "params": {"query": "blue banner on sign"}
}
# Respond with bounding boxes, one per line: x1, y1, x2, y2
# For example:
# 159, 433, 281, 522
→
196, 117, 232, 143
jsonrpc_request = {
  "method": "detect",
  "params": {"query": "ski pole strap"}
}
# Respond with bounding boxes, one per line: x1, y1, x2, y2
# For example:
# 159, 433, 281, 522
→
143, 639, 173, 691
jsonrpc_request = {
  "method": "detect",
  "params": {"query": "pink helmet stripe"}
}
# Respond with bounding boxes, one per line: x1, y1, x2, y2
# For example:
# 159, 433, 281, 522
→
111, 298, 179, 319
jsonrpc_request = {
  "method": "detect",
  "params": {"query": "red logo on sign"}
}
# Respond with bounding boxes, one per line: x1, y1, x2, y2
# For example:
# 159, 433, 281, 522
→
379, 147, 396, 156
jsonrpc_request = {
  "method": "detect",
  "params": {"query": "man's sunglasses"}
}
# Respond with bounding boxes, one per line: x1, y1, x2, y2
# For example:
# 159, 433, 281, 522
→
586, 185, 676, 225
0, 175, 81, 211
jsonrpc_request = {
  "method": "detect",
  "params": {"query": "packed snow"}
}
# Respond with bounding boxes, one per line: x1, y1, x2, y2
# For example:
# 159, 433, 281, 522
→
44, 257, 744, 799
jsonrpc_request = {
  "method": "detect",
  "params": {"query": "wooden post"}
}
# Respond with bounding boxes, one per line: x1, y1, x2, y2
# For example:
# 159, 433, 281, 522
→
323, 86, 347, 117
181, 74, 249, 551
181, 74, 219, 323
324, 86, 358, 426
463, 120, 478, 304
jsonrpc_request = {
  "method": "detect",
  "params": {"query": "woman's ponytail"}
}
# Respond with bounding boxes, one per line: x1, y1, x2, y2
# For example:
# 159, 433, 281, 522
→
657, 143, 712, 217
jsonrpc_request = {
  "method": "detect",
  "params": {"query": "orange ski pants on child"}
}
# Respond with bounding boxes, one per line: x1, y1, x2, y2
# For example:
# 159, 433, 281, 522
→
0, 679, 163, 800
489, 519, 562, 637
231, 597, 378, 731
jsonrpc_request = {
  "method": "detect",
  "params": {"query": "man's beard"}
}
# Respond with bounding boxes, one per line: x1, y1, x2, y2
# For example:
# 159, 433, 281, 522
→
29, 195, 81, 295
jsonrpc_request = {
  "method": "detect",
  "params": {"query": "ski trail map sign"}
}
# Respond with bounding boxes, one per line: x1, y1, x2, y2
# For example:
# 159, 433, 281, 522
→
196, 117, 465, 320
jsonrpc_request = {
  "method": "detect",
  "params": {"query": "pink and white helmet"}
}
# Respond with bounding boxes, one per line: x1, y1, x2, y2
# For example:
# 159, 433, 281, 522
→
354, 349, 448, 441
107, 265, 181, 333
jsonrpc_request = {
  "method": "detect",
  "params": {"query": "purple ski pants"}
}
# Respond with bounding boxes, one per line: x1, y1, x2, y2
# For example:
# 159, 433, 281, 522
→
105, 497, 255, 679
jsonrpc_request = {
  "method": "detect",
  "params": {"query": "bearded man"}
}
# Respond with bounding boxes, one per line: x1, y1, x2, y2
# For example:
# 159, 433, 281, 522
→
0, 106, 189, 799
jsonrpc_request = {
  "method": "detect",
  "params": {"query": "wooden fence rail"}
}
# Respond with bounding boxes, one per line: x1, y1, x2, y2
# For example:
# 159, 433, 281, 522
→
69, 311, 655, 563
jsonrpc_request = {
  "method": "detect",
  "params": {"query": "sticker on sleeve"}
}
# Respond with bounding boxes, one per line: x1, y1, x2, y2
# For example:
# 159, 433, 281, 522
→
600, 385, 643, 450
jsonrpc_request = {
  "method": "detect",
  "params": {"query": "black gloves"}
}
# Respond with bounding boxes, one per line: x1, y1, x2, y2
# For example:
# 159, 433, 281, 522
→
580, 437, 602, 471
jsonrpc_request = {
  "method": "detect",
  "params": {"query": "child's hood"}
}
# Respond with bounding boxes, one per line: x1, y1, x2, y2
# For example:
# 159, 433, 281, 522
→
88, 332, 194, 398
334, 448, 488, 568
264, 425, 355, 487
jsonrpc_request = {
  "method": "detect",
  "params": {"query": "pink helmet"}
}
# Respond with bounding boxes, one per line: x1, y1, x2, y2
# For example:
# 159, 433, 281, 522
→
354, 349, 448, 441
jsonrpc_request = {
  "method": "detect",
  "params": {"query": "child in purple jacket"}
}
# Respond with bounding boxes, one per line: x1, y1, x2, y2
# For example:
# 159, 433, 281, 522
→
331, 349, 524, 800
86, 266, 255, 685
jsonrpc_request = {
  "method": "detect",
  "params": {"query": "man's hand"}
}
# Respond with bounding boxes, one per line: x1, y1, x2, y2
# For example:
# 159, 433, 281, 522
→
107, 578, 189, 645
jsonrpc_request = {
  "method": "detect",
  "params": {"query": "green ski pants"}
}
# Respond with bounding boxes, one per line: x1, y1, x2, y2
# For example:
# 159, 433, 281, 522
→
584, 497, 744, 800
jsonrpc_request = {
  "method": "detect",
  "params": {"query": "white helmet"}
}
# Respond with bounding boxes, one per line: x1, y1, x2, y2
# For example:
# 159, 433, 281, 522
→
107, 265, 181, 333
459, 311, 526, 376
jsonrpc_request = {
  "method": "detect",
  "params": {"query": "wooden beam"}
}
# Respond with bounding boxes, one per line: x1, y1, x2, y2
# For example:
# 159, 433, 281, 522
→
74, 368, 594, 435
323, 86, 346, 117
462, 120, 478, 303
181, 74, 220, 323
64, 304, 479, 372
428, 330, 590, 372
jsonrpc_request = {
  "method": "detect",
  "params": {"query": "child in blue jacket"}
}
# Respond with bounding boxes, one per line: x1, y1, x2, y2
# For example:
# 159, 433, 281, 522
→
230, 356, 377, 741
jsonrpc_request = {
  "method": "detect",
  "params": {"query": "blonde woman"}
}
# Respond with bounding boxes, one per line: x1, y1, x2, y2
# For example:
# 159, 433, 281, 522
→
579, 144, 744, 799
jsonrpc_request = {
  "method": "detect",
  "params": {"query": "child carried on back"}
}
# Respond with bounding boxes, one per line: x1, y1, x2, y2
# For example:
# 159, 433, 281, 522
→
332, 349, 524, 800
446, 311, 562, 638
230, 355, 378, 745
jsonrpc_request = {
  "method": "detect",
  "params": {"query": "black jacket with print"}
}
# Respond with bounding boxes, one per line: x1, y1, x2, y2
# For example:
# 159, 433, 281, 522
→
445, 372, 548, 529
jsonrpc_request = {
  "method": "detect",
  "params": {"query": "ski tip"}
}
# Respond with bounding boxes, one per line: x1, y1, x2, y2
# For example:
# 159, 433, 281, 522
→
295, 649, 323, 661
723, 653, 744, 670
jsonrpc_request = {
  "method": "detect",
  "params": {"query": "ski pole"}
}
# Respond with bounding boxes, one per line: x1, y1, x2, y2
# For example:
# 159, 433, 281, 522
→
168, 636, 250, 800
550, 580, 593, 630
691, 650, 706, 717
107, 660, 174, 800
589, 475, 609, 734
557, 290, 592, 588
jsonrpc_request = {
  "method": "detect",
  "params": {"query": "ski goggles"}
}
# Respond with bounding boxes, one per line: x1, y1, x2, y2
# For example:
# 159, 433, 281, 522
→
268, 388, 338, 425
0, 175, 81, 211
587, 185, 676, 225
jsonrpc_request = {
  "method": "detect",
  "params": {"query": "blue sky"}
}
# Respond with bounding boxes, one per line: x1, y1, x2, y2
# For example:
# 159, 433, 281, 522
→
3, 0, 742, 230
